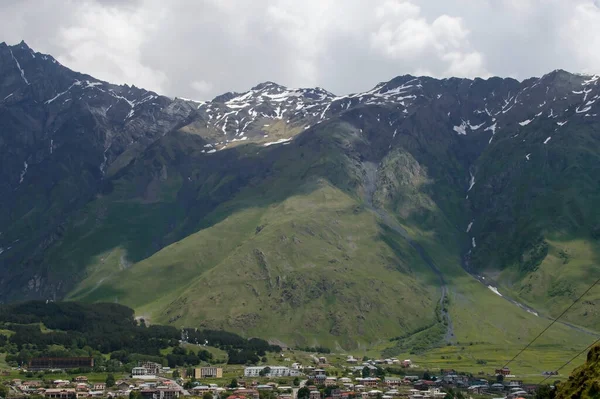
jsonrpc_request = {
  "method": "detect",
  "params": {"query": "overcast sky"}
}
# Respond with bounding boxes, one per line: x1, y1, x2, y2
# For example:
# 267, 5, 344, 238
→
1, 0, 599, 99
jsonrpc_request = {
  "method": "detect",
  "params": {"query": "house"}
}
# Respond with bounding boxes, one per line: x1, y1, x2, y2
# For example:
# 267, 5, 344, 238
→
421, 388, 446, 398
324, 377, 338, 387
235, 389, 260, 399
74, 376, 88, 383
384, 378, 402, 387
191, 386, 211, 395
313, 369, 327, 377
309, 391, 321, 399
355, 378, 379, 387
468, 385, 488, 395
495, 367, 511, 376
44, 388, 77, 399
505, 380, 523, 388
23, 380, 42, 388
108, 390, 131, 398
330, 389, 342, 399
257, 385, 274, 391
93, 383, 106, 391
314, 374, 327, 385
157, 387, 181, 399
75, 383, 89, 391
117, 382, 132, 391
194, 367, 223, 379
347, 356, 358, 364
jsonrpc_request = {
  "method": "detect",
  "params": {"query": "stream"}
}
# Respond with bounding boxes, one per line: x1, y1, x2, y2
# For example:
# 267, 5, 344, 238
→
362, 162, 454, 342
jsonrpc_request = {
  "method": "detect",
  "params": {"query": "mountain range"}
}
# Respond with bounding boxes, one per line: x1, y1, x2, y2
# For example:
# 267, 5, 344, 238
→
1, 41, 599, 354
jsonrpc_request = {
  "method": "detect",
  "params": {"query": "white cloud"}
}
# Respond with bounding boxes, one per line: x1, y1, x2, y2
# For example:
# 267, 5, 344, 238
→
191, 80, 213, 95
370, 1, 487, 78
0, 0, 598, 99
54, 1, 169, 92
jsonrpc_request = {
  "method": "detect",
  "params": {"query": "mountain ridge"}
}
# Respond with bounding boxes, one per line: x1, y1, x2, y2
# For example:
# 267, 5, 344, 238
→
1, 41, 599, 356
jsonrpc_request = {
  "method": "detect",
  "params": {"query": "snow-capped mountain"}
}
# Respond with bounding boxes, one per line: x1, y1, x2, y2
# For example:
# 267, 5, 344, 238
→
1, 41, 600, 347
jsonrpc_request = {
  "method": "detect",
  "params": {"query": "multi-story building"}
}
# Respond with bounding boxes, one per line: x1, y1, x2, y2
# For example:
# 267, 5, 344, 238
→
140, 361, 162, 376
194, 367, 223, 379
44, 389, 77, 399
132, 367, 149, 376
244, 366, 300, 377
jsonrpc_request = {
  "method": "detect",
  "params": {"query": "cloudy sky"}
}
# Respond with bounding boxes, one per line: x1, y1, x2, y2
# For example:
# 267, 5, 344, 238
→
1, 0, 599, 99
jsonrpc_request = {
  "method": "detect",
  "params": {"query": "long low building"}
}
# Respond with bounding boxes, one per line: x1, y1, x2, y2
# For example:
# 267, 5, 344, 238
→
194, 367, 223, 379
244, 366, 301, 377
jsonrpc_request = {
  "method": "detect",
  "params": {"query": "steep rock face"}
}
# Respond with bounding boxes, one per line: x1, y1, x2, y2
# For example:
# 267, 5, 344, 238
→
555, 344, 600, 399
0, 42, 197, 299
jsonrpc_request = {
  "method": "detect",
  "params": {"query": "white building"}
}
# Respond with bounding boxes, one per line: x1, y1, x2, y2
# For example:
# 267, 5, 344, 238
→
132, 367, 149, 376
244, 366, 300, 377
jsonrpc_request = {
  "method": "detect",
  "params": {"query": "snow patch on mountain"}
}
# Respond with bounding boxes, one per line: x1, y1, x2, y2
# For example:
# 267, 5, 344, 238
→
46, 80, 82, 104
19, 161, 28, 184
453, 121, 468, 135
10, 49, 29, 85
519, 119, 532, 126
467, 171, 475, 192
263, 138, 292, 147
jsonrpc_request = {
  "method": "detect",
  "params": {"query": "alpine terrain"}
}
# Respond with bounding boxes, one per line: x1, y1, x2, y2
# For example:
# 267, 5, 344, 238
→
1, 41, 599, 364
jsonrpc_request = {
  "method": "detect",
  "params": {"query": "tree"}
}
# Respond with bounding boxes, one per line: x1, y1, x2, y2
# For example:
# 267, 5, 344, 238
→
298, 387, 310, 399
423, 371, 431, 381
362, 366, 371, 378
129, 391, 142, 399
106, 374, 115, 388
261, 356, 268, 363
259, 366, 271, 377
375, 367, 385, 379
172, 370, 181, 379
0, 383, 8, 399
203, 392, 214, 399
496, 374, 504, 383
293, 377, 300, 386
229, 379, 238, 389
534, 385, 555, 399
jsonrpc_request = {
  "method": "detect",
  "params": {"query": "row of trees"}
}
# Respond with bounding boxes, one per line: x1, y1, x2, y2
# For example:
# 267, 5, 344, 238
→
0, 301, 283, 370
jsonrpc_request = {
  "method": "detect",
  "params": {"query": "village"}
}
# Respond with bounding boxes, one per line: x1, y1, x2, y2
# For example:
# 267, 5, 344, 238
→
0, 353, 537, 399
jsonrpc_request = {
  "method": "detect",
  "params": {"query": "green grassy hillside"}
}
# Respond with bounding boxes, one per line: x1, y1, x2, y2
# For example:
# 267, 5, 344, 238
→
555, 344, 600, 399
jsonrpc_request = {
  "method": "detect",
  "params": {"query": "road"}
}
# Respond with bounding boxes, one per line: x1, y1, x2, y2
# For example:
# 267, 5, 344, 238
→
293, 379, 307, 399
